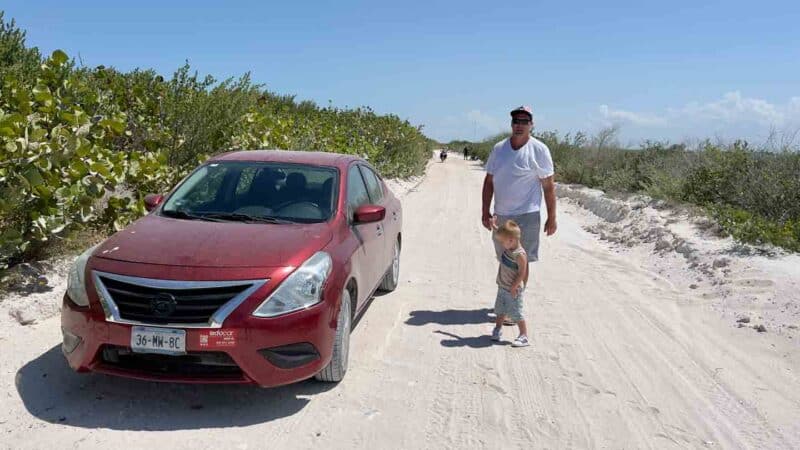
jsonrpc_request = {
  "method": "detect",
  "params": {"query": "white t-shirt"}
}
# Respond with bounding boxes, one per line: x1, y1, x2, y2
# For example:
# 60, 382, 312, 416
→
485, 136, 554, 216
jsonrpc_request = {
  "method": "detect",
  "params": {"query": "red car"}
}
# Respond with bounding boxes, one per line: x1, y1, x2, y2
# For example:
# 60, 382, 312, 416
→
60, 150, 402, 387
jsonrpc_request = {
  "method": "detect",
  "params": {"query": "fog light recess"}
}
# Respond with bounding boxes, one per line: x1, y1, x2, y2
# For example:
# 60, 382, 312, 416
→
258, 343, 320, 369
61, 328, 82, 354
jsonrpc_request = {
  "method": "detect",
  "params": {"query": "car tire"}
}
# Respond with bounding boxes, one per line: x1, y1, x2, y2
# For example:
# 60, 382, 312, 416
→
315, 288, 352, 383
378, 239, 400, 292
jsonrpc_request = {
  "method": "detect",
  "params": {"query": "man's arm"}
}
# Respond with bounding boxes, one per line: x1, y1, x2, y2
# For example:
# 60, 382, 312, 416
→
482, 174, 494, 230
541, 175, 557, 235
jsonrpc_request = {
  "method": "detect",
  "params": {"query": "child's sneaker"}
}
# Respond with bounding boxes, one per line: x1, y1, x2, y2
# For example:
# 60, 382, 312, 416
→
512, 335, 530, 347
491, 327, 502, 341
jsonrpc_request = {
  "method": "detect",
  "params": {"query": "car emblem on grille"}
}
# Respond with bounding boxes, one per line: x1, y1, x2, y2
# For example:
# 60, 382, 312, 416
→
150, 293, 177, 317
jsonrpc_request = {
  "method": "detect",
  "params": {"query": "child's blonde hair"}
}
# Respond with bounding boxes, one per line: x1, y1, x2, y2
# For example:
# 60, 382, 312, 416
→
496, 219, 522, 240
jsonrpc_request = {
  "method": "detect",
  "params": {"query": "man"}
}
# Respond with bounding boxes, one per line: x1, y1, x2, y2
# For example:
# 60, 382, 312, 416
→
482, 105, 557, 287
464, 146, 470, 160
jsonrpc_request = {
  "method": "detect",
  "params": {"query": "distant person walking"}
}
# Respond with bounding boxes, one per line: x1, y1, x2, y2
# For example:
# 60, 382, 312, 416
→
481, 105, 557, 324
464, 146, 470, 160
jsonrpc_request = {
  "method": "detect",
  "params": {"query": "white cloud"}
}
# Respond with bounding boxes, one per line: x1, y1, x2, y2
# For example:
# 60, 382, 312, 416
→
428, 94, 800, 144
597, 92, 800, 143
598, 105, 667, 127
674, 92, 785, 125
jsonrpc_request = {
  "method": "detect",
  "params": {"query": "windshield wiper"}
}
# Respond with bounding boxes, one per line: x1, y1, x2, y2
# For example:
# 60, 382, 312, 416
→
201, 212, 296, 224
161, 209, 225, 222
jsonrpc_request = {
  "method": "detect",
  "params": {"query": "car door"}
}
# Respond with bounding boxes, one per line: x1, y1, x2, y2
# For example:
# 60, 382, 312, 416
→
359, 164, 393, 269
346, 164, 386, 308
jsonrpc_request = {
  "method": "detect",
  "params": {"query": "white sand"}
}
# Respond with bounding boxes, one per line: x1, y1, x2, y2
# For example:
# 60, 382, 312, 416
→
1, 154, 798, 449
557, 183, 800, 339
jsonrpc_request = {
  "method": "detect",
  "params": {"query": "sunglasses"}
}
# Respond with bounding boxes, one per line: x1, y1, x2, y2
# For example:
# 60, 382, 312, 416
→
511, 118, 531, 125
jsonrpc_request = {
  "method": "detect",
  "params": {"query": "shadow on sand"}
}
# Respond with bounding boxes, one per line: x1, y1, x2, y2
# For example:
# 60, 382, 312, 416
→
405, 308, 493, 327
405, 308, 513, 349
433, 330, 509, 349
15, 345, 336, 431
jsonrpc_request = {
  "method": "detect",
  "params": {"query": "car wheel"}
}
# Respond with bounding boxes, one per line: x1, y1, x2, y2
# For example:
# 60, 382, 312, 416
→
378, 239, 400, 292
315, 288, 351, 383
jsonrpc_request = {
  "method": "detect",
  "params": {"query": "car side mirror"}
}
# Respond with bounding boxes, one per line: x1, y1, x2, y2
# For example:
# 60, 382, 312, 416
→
353, 205, 385, 224
144, 193, 164, 212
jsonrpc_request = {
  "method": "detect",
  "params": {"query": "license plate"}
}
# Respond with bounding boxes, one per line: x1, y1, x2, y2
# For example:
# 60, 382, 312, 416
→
131, 326, 186, 355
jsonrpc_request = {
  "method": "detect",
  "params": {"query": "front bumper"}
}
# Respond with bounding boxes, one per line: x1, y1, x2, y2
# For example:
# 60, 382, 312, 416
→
61, 282, 340, 388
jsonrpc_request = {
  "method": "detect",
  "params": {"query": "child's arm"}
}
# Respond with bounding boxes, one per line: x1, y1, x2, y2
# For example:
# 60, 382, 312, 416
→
511, 252, 528, 295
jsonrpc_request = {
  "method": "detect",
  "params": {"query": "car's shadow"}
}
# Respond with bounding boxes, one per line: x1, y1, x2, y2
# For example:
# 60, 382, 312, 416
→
16, 345, 336, 431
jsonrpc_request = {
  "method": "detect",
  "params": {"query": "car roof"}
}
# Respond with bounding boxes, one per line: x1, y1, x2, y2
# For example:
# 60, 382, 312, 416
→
210, 150, 364, 169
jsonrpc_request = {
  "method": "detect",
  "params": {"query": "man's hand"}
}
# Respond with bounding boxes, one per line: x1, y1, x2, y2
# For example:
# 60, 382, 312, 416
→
482, 174, 494, 231
544, 217, 557, 236
482, 213, 494, 231
541, 175, 557, 236
510, 282, 520, 298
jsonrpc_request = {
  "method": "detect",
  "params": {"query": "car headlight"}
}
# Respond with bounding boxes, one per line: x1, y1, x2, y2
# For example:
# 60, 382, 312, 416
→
252, 251, 332, 318
66, 244, 99, 307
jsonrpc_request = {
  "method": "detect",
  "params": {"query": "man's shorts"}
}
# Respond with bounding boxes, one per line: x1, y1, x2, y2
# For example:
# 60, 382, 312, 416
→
493, 211, 541, 262
494, 288, 525, 322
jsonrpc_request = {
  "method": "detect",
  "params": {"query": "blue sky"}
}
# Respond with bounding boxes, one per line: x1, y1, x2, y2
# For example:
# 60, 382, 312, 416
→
3, 1, 800, 146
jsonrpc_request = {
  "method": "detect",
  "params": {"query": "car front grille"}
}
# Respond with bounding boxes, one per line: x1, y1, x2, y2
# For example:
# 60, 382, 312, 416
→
93, 272, 265, 327
100, 345, 244, 380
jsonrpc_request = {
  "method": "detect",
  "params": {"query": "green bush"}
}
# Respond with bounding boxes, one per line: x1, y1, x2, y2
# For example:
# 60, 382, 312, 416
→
0, 50, 140, 267
712, 206, 800, 252
0, 12, 41, 84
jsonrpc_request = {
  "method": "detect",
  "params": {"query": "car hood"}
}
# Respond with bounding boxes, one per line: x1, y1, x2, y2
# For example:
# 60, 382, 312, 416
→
94, 214, 334, 268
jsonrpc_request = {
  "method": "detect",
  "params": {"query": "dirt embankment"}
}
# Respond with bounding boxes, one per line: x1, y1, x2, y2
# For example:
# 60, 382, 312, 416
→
557, 183, 800, 338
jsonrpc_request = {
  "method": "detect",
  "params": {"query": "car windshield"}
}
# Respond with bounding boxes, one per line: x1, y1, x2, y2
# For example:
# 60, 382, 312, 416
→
160, 161, 338, 224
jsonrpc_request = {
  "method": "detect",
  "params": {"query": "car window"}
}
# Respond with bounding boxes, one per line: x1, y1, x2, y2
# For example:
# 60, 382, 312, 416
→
347, 165, 370, 219
171, 164, 227, 210
162, 161, 337, 223
359, 165, 384, 203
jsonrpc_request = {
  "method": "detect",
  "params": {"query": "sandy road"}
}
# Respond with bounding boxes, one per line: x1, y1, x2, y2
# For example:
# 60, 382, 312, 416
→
2, 155, 799, 449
